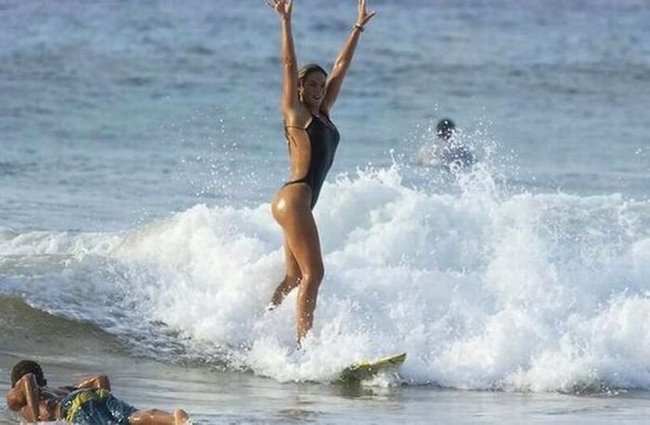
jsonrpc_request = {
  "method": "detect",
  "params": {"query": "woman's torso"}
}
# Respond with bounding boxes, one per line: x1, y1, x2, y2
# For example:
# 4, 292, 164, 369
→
283, 113, 340, 208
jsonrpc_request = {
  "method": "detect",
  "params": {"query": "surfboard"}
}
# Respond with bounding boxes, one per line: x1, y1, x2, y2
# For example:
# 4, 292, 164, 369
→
340, 352, 407, 381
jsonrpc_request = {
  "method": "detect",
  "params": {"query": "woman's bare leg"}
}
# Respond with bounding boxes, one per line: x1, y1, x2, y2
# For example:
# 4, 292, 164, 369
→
269, 238, 302, 308
129, 408, 189, 425
285, 212, 323, 343
272, 185, 324, 344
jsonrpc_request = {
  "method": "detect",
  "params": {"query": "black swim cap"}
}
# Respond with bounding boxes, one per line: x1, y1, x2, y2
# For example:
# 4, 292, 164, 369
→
436, 119, 456, 139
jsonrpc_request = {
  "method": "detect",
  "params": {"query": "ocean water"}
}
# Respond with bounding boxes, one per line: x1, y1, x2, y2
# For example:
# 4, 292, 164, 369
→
1, 0, 650, 423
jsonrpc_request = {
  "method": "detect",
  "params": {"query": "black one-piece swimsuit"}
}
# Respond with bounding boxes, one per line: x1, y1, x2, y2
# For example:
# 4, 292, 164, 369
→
283, 113, 340, 209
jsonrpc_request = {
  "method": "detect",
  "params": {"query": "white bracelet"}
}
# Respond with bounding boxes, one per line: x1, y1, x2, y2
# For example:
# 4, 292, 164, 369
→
353, 23, 364, 32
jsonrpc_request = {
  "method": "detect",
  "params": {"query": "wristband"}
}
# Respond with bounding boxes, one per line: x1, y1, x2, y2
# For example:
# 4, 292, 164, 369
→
353, 23, 364, 32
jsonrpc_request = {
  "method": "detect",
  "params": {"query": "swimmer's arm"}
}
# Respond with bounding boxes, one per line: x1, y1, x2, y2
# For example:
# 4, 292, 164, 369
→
323, 0, 376, 113
415, 145, 433, 166
6, 373, 40, 422
72, 375, 111, 390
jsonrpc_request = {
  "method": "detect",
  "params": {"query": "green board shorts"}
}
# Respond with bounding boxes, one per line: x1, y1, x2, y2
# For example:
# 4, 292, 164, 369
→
60, 388, 137, 424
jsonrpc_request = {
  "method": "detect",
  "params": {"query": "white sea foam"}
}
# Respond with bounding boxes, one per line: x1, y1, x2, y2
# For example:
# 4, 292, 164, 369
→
2, 166, 650, 392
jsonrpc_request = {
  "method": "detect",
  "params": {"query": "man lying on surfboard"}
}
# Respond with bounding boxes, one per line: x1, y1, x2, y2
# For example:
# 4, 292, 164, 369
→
5, 359, 189, 424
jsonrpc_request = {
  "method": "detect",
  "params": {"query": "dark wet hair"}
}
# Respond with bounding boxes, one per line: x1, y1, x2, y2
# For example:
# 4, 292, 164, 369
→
436, 118, 456, 139
11, 360, 47, 388
298, 63, 328, 83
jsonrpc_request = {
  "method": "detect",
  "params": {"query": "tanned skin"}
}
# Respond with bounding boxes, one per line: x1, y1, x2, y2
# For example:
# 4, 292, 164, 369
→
6, 368, 189, 424
267, 0, 375, 345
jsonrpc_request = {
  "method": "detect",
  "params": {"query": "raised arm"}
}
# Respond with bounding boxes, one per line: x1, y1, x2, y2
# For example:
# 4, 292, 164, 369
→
268, 0, 301, 119
6, 373, 40, 422
322, 0, 376, 113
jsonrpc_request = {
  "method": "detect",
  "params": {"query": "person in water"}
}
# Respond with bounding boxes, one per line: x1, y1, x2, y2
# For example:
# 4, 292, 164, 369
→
6, 360, 189, 424
416, 118, 476, 170
266, 0, 376, 344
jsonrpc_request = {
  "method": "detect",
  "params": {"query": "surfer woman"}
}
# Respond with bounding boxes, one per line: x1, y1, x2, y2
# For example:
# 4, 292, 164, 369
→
267, 0, 375, 344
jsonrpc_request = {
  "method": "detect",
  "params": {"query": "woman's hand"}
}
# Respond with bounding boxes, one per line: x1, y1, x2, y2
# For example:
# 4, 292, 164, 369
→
355, 0, 376, 28
267, 0, 293, 19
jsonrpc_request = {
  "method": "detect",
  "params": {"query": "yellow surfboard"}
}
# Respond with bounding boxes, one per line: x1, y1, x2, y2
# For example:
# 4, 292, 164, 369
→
340, 352, 407, 381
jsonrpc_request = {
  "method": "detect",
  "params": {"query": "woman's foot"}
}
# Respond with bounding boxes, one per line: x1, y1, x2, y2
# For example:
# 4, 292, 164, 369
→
266, 302, 278, 311
270, 276, 301, 308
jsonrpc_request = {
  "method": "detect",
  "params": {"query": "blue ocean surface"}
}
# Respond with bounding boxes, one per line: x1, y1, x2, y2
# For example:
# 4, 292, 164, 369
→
1, 1, 649, 424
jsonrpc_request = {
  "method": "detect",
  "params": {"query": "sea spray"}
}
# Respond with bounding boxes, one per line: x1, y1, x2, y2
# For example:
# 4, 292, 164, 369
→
1, 166, 650, 391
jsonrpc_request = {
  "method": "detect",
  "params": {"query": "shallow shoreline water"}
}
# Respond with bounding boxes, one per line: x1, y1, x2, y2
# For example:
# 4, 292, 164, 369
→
3, 353, 649, 425
2, 295, 650, 424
